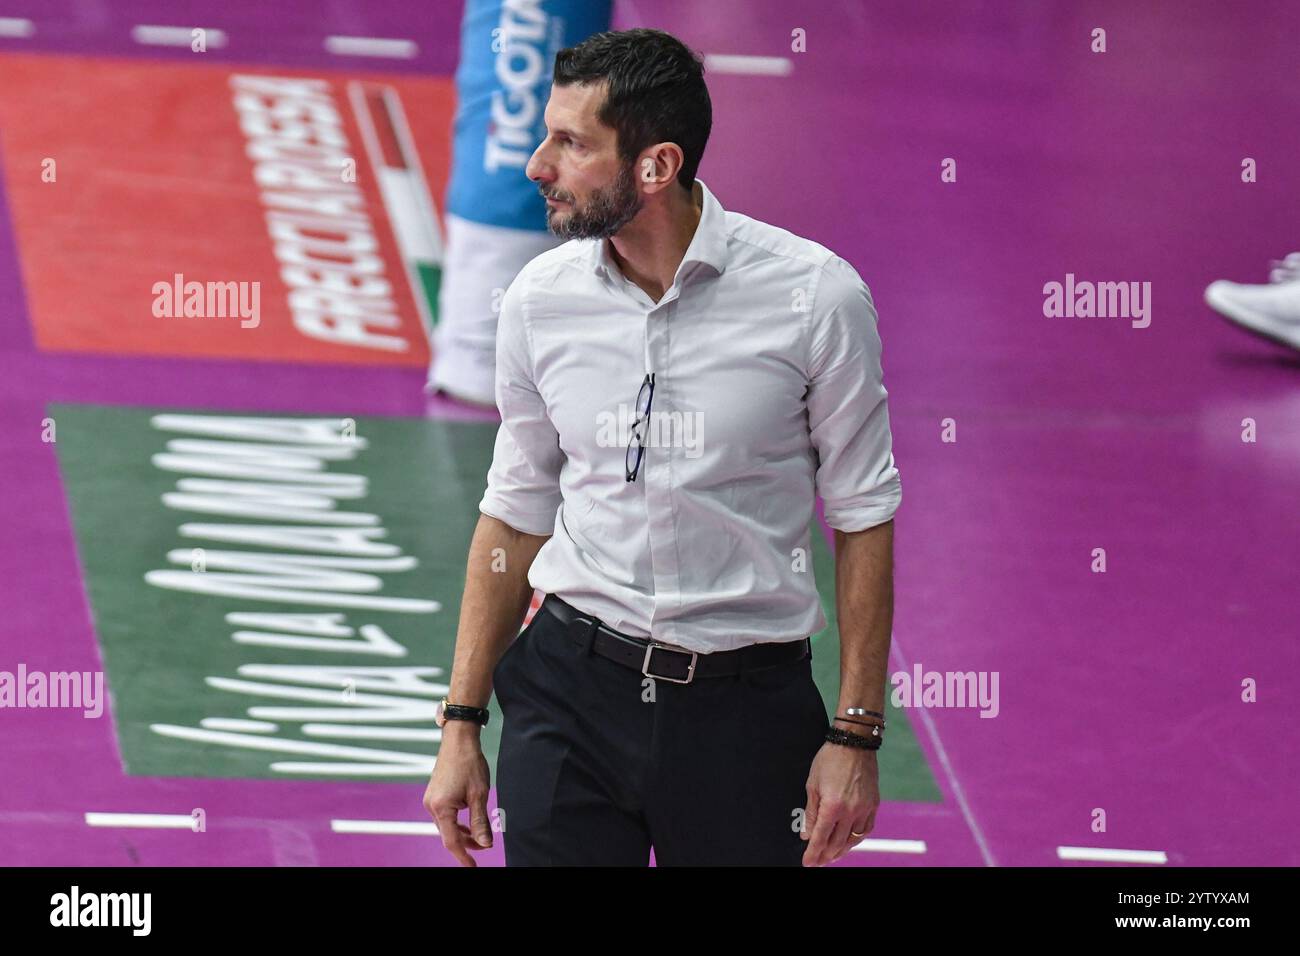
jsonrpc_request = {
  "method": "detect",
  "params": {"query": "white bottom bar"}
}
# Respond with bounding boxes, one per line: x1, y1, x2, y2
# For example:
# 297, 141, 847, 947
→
1058, 846, 1168, 864
849, 838, 927, 854
85, 812, 197, 829
331, 819, 440, 835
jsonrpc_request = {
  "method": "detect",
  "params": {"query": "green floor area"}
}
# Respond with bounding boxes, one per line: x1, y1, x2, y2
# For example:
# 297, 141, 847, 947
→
52, 401, 938, 798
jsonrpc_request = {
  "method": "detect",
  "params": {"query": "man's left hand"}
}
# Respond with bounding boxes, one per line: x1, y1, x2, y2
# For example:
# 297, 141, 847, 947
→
800, 742, 879, 866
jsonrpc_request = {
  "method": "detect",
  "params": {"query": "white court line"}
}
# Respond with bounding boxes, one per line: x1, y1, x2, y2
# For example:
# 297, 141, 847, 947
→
704, 54, 793, 76
201, 717, 278, 732
0, 17, 35, 38
86, 812, 197, 829
328, 817, 925, 851
1058, 846, 1168, 864
332, 819, 439, 835
325, 36, 418, 59
884, 638, 998, 866
850, 838, 927, 854
131, 25, 228, 48
302, 723, 440, 741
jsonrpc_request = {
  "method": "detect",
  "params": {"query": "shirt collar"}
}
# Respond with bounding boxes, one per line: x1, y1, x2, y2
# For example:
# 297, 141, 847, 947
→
588, 177, 728, 285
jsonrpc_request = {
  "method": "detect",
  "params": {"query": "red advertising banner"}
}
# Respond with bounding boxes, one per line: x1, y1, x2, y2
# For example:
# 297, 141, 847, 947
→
0, 53, 453, 366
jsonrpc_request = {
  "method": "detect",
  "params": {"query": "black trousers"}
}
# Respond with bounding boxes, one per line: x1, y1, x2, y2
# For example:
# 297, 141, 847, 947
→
492, 596, 829, 866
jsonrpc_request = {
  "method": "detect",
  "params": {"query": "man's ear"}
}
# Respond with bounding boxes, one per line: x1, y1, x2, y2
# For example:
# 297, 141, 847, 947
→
636, 144, 685, 195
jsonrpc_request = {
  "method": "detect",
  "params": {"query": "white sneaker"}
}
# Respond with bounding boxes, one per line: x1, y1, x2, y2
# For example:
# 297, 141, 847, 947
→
1267, 251, 1300, 284
1205, 252, 1300, 351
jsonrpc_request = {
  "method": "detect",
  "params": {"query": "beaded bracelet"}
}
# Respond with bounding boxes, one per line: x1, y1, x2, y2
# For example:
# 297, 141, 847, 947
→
825, 726, 882, 750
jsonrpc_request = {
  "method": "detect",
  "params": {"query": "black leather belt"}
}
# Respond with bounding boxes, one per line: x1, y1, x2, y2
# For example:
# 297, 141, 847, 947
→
538, 592, 810, 685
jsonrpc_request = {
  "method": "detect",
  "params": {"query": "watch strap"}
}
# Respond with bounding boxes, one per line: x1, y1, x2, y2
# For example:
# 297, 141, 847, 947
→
443, 702, 490, 727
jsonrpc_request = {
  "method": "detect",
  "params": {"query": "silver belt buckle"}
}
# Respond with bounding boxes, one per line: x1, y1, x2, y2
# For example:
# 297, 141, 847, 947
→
642, 642, 698, 685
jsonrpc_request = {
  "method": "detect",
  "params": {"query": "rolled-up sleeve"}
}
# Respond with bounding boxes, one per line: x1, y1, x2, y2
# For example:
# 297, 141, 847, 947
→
805, 254, 901, 532
476, 274, 564, 536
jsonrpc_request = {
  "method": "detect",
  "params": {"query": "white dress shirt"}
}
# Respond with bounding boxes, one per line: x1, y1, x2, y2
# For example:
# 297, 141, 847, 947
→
477, 178, 901, 653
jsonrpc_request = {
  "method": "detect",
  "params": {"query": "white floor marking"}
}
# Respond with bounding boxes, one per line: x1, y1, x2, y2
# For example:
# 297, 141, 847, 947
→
1058, 846, 1168, 864
703, 54, 793, 76
325, 36, 417, 59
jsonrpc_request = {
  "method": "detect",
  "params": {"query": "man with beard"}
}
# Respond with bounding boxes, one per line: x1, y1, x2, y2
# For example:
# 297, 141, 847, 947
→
423, 28, 901, 867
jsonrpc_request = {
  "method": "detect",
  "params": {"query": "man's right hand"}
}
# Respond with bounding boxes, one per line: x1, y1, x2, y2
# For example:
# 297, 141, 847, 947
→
423, 722, 495, 866
423, 515, 549, 867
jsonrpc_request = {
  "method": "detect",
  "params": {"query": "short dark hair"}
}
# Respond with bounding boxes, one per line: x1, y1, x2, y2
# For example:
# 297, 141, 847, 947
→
553, 28, 711, 192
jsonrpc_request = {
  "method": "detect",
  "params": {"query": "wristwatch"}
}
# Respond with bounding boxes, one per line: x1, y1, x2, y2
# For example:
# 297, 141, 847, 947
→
434, 698, 490, 728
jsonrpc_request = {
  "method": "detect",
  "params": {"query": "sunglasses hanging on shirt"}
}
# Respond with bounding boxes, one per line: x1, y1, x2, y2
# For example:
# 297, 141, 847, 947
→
625, 372, 656, 482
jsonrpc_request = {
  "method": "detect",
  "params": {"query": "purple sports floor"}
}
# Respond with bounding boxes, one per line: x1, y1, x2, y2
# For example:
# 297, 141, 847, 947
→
1, 0, 1297, 866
